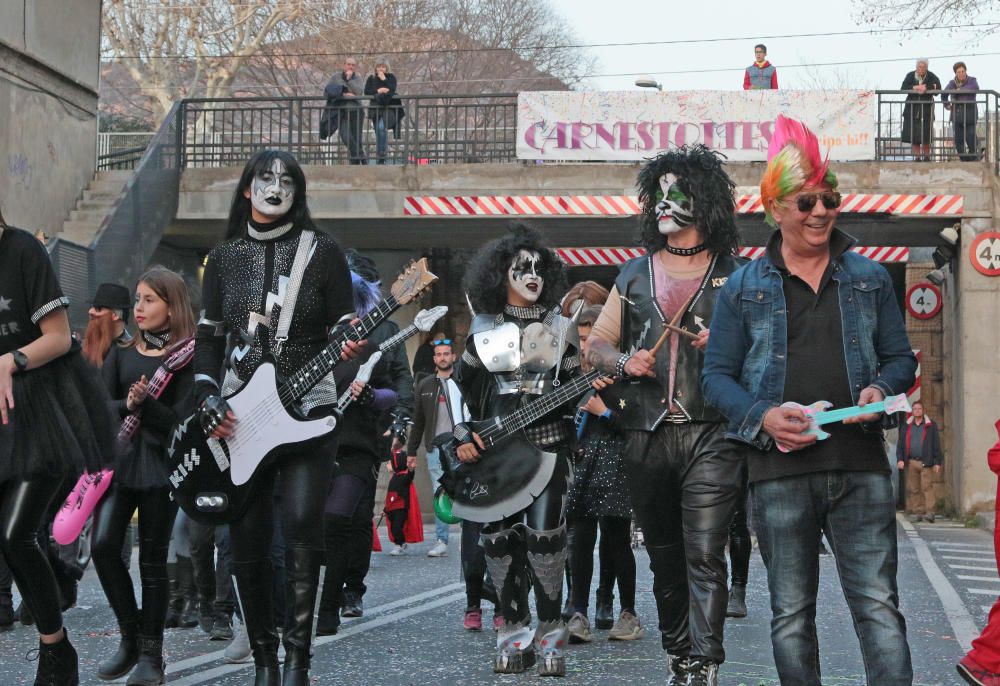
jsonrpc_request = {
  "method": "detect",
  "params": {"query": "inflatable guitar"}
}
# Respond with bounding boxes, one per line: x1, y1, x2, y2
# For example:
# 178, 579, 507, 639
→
777, 393, 912, 453
436, 369, 606, 523
53, 337, 196, 545
166, 260, 437, 525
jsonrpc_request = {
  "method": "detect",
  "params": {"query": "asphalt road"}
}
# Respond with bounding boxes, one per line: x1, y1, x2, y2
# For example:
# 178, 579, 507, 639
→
0, 514, 992, 685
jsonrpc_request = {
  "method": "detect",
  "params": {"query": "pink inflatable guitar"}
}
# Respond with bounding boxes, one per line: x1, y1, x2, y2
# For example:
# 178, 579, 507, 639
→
53, 338, 195, 545
776, 393, 912, 454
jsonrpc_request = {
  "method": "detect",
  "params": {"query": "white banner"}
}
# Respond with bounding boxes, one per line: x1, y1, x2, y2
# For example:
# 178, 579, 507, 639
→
516, 90, 875, 162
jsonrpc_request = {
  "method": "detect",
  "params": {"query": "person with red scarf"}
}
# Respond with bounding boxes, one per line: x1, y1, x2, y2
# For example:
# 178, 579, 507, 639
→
896, 400, 944, 522
957, 418, 1000, 685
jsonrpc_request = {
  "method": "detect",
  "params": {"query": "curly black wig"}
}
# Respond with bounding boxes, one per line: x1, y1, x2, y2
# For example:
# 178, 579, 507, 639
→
462, 223, 568, 315
636, 145, 740, 255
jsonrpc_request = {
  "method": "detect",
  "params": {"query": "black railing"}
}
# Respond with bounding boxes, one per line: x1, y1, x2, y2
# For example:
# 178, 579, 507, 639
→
97, 145, 148, 171
179, 94, 518, 167
876, 89, 999, 173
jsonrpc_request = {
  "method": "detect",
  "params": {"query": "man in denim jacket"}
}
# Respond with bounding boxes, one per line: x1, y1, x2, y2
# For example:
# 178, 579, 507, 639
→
702, 115, 916, 686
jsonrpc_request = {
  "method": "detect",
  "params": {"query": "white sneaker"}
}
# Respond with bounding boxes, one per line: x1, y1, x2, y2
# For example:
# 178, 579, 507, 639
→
390, 543, 407, 556
224, 621, 251, 663
427, 540, 449, 557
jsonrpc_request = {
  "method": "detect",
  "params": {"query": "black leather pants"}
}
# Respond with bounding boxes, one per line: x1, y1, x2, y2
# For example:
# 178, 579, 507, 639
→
92, 483, 178, 639
624, 422, 742, 662
0, 477, 64, 634
729, 465, 751, 587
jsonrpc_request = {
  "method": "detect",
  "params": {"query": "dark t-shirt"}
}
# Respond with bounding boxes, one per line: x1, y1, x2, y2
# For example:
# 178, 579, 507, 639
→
0, 227, 68, 355
749, 232, 887, 483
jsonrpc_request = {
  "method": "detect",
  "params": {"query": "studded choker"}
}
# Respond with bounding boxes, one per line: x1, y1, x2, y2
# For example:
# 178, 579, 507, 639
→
663, 242, 707, 256
142, 329, 171, 350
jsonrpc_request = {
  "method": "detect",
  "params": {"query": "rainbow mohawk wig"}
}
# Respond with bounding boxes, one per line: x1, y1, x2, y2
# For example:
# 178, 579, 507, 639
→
760, 115, 838, 226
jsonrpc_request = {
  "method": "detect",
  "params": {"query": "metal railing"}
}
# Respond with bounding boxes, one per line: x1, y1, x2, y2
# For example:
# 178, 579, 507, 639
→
876, 89, 999, 173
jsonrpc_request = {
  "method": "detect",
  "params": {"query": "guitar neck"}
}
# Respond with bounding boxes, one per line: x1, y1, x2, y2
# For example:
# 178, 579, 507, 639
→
281, 296, 401, 404
335, 323, 421, 413
483, 370, 603, 443
813, 400, 890, 426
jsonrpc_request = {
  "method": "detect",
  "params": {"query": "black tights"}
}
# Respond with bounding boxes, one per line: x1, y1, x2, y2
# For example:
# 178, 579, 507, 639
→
0, 477, 65, 634
570, 516, 635, 614
320, 471, 373, 612
92, 483, 177, 637
728, 474, 751, 587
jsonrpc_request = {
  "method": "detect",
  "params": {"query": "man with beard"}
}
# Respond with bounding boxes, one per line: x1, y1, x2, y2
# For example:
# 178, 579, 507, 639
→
82, 283, 132, 366
586, 146, 744, 686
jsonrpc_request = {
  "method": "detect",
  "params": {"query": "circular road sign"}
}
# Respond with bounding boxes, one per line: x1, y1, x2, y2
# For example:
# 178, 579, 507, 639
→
906, 282, 942, 320
970, 231, 1000, 276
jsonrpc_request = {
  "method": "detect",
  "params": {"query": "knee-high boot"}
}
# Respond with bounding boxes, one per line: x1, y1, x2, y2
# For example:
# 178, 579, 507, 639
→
96, 616, 138, 680
232, 559, 279, 686
525, 524, 569, 677
282, 546, 322, 686
482, 527, 534, 674
646, 543, 691, 685
126, 558, 170, 685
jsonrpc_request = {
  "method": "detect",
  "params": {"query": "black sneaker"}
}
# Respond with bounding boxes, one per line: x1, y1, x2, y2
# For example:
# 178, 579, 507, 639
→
0, 602, 12, 632
685, 658, 719, 686
210, 614, 234, 641
341, 591, 363, 618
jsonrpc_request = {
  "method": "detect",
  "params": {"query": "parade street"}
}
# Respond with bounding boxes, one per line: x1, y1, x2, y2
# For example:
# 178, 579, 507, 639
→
0, 513, 990, 686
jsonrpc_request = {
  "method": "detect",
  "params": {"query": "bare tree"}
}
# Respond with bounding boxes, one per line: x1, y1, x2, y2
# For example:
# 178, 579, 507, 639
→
852, 0, 999, 37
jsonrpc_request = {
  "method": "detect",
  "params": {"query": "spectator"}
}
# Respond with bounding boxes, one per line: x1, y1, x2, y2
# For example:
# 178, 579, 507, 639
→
412, 331, 447, 385
901, 58, 941, 161
896, 401, 944, 523
744, 44, 778, 90
956, 418, 1000, 685
943, 61, 981, 161
702, 115, 916, 686
364, 59, 404, 165
324, 57, 367, 165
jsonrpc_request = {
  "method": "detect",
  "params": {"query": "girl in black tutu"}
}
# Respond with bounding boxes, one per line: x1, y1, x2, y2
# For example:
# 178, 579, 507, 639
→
0, 212, 114, 685
92, 267, 196, 685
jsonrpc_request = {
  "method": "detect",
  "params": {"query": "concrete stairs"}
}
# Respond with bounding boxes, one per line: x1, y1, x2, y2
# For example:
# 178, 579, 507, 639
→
56, 170, 131, 246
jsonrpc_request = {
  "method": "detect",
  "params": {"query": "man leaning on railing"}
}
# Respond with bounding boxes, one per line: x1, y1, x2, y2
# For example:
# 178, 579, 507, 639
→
322, 57, 368, 165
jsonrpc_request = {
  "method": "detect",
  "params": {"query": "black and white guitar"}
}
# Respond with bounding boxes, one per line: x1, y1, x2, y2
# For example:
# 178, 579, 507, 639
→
167, 259, 438, 524
437, 369, 605, 523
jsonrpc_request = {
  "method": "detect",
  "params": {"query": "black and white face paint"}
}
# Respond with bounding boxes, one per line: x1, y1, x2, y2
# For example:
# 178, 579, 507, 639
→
655, 173, 695, 235
250, 158, 296, 218
507, 249, 544, 304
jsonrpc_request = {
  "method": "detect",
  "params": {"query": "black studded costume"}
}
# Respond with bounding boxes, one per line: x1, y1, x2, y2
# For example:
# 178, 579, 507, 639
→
194, 216, 354, 683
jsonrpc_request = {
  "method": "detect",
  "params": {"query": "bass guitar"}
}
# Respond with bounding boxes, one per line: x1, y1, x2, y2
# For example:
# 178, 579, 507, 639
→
167, 259, 436, 525
437, 369, 605, 523
777, 393, 911, 453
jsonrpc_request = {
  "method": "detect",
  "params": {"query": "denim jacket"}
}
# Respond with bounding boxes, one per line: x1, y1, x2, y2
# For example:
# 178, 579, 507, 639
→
701, 229, 916, 450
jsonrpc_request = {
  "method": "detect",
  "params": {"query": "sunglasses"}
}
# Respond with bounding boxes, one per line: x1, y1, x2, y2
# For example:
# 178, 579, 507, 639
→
432, 339, 452, 346
795, 191, 842, 213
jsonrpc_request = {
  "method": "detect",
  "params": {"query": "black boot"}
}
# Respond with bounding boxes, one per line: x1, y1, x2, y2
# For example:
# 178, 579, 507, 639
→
191, 545, 217, 634
594, 591, 615, 631
125, 636, 165, 685
97, 618, 139, 680
176, 555, 199, 629
233, 559, 280, 686
164, 562, 181, 629
726, 584, 747, 619
31, 629, 79, 686
282, 546, 322, 686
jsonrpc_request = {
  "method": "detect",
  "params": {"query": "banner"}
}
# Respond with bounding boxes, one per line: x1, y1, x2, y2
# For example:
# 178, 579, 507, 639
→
516, 90, 875, 162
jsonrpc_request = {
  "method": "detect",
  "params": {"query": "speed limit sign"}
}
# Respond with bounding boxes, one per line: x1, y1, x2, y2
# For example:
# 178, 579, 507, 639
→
970, 231, 1000, 276
906, 283, 942, 319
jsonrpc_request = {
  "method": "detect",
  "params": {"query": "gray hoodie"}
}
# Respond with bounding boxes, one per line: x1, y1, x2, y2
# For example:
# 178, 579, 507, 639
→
324, 71, 365, 108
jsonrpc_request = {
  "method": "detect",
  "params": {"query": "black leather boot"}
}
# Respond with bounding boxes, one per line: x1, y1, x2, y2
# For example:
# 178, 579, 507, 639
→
176, 555, 199, 629
31, 629, 79, 686
233, 558, 280, 686
97, 618, 139, 680
125, 636, 165, 685
282, 546, 322, 686
594, 591, 615, 630
726, 583, 747, 619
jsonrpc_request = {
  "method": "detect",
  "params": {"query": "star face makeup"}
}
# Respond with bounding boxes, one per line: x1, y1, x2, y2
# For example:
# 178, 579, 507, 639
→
250, 158, 296, 218
655, 173, 695, 235
507, 249, 544, 305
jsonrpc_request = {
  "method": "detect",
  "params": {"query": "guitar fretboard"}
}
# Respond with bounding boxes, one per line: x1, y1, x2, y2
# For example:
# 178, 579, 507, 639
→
813, 400, 892, 426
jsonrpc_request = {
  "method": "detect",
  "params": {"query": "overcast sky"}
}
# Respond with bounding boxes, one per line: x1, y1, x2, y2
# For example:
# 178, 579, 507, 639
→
547, 0, 998, 91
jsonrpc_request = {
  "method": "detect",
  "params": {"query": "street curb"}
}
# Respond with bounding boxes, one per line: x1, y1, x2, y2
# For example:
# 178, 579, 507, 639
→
978, 511, 996, 534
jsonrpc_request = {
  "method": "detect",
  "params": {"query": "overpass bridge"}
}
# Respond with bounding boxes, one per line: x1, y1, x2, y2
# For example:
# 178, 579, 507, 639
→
47, 91, 1000, 518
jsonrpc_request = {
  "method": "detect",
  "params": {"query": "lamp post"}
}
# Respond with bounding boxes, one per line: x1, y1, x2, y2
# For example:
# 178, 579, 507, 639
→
635, 77, 663, 91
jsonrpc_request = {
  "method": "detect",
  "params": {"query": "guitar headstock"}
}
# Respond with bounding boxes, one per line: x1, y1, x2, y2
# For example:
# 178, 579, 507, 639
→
885, 394, 912, 414
389, 258, 438, 305
413, 305, 449, 332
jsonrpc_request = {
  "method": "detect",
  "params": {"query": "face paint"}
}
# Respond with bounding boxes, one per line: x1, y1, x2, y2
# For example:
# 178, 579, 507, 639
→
655, 173, 695, 235
507, 249, 544, 304
250, 158, 296, 218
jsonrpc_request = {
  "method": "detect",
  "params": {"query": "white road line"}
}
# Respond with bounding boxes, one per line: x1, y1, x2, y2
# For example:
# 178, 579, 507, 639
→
931, 542, 993, 550
165, 582, 464, 675
168, 591, 466, 686
897, 513, 979, 652
944, 555, 996, 562
957, 575, 1000, 583
969, 589, 1000, 596
984, 606, 997, 613
949, 564, 998, 572
937, 547, 995, 554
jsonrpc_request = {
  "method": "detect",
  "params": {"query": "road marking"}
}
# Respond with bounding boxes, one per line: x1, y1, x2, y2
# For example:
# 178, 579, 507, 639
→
168, 590, 466, 685
957, 575, 1000, 583
937, 547, 995, 554
897, 513, 979, 652
949, 564, 998, 572
164, 582, 464, 675
984, 606, 997, 613
931, 542, 993, 550
944, 555, 996, 562
969, 589, 1000, 596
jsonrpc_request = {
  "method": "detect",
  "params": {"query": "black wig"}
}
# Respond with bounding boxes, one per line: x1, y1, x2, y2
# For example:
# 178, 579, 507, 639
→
462, 223, 568, 315
636, 145, 740, 255
225, 149, 316, 240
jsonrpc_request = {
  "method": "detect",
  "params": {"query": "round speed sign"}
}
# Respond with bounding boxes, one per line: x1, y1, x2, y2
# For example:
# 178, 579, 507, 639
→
906, 282, 942, 320
970, 231, 1000, 276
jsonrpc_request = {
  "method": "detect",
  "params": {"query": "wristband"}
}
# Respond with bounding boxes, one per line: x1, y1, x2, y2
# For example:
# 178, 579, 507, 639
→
11, 350, 29, 373
614, 353, 631, 378
600, 408, 612, 419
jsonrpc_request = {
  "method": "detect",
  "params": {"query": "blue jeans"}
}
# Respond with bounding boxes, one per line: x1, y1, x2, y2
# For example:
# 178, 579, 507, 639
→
374, 118, 388, 162
752, 471, 912, 686
426, 448, 449, 543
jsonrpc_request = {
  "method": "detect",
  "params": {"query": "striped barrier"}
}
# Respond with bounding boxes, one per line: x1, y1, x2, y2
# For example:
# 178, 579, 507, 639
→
404, 194, 963, 217
557, 246, 910, 266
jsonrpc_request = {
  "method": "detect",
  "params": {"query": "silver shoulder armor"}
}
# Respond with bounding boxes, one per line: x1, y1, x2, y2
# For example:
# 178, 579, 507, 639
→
473, 321, 521, 373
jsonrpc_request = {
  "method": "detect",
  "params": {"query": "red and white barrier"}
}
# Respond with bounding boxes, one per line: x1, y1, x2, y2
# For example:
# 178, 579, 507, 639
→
556, 246, 909, 266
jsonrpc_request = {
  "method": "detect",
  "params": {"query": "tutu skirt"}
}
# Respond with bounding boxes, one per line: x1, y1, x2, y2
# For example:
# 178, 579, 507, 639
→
0, 348, 114, 483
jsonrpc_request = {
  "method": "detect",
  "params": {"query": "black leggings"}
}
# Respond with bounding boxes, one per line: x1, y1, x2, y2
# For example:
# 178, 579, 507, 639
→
92, 483, 177, 637
728, 475, 751, 587
570, 516, 635, 614
321, 469, 375, 605
0, 477, 65, 634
